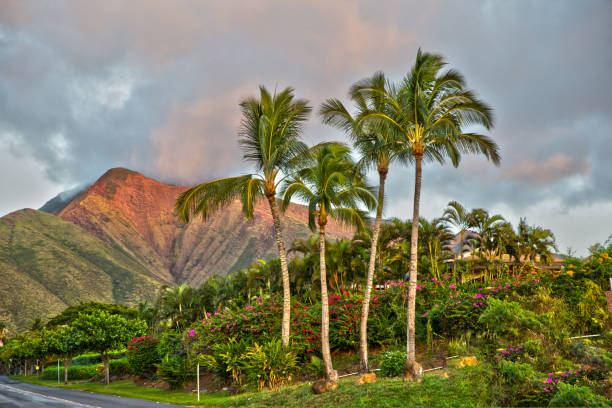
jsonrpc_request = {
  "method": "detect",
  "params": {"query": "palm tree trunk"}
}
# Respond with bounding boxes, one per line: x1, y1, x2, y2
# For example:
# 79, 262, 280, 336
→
460, 230, 464, 260
407, 155, 422, 363
267, 196, 291, 347
319, 224, 338, 381
359, 169, 386, 373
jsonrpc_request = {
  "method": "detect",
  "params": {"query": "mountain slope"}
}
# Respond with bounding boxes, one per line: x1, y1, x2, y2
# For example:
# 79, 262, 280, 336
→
58, 168, 353, 286
0, 209, 165, 335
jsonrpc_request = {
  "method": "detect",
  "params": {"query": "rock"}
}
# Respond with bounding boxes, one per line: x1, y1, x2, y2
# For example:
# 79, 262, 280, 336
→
312, 379, 338, 394
458, 356, 478, 368
403, 360, 423, 381
356, 373, 378, 385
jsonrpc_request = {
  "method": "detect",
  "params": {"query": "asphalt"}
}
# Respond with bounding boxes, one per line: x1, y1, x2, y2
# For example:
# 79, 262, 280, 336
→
0, 375, 189, 408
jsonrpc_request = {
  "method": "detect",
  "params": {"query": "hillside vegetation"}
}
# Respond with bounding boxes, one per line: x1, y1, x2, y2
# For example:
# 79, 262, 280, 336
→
0, 209, 163, 334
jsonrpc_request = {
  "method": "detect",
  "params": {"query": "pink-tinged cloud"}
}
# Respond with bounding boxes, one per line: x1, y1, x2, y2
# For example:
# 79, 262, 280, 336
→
503, 153, 591, 184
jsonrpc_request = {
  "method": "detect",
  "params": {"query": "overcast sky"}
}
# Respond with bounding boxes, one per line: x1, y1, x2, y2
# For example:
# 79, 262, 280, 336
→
1, 0, 611, 255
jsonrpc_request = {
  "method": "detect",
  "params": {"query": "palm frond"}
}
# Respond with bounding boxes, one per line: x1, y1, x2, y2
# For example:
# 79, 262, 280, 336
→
175, 175, 259, 223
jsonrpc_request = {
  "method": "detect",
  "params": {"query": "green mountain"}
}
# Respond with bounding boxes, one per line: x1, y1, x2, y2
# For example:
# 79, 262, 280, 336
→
0, 209, 165, 335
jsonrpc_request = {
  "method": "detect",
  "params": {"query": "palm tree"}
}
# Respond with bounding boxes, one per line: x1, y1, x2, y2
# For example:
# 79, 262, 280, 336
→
159, 284, 192, 330
443, 201, 472, 260
514, 218, 557, 265
281, 142, 376, 382
468, 208, 505, 261
419, 217, 454, 280
352, 49, 499, 374
320, 72, 404, 373
175, 86, 311, 346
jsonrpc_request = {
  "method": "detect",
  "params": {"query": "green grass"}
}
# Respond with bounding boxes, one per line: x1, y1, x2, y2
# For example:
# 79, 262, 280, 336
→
219, 368, 492, 408
13, 365, 494, 407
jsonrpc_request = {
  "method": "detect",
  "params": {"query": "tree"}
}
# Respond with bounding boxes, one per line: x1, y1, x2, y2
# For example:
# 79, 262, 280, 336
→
443, 201, 472, 260
320, 72, 404, 373
468, 208, 505, 261
47, 327, 81, 384
419, 217, 453, 280
175, 86, 312, 347
157, 284, 194, 331
72, 311, 146, 385
281, 142, 376, 382
46, 303, 137, 328
513, 218, 557, 265
353, 49, 499, 374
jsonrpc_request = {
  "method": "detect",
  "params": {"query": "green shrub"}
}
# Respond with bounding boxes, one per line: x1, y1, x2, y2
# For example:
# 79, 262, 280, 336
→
200, 338, 248, 383
242, 340, 297, 390
156, 331, 184, 358
305, 355, 324, 377
107, 358, 131, 377
157, 355, 191, 390
378, 350, 406, 378
41, 364, 98, 380
496, 360, 541, 406
200, 338, 297, 390
478, 298, 543, 343
548, 382, 609, 407
498, 360, 537, 386
127, 336, 160, 378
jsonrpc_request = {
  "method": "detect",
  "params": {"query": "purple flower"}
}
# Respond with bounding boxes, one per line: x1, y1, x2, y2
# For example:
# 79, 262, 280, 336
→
422, 312, 429, 317
449, 284, 456, 289
474, 294, 483, 299
545, 378, 552, 383
189, 330, 195, 337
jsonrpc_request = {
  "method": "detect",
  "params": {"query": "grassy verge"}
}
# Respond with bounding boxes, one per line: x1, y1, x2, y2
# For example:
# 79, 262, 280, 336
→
217, 367, 492, 408
12, 365, 493, 408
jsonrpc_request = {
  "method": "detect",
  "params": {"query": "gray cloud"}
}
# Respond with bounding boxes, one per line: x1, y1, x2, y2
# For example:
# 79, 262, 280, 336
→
0, 0, 611, 253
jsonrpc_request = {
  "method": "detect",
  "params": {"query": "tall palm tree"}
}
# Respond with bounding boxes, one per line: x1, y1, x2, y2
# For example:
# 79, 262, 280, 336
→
175, 86, 311, 346
443, 201, 472, 260
320, 72, 404, 373
281, 142, 376, 382
352, 49, 499, 374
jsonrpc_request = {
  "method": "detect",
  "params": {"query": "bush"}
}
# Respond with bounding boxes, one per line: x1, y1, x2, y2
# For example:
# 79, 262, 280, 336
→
242, 340, 297, 390
41, 359, 131, 381
478, 298, 543, 343
201, 338, 297, 390
496, 360, 541, 406
157, 355, 192, 390
41, 364, 98, 381
548, 382, 609, 407
127, 336, 160, 378
107, 358, 131, 377
200, 338, 248, 383
378, 350, 406, 378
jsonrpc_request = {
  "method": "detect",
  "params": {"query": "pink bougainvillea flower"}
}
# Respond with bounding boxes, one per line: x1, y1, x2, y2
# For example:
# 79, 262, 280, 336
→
422, 312, 428, 317
189, 330, 195, 337
449, 284, 456, 289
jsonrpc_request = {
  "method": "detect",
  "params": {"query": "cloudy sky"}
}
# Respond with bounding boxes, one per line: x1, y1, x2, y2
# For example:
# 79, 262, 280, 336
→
1, 0, 611, 254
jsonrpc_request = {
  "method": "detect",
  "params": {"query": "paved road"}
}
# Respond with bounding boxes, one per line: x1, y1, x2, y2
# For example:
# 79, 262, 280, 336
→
0, 376, 189, 408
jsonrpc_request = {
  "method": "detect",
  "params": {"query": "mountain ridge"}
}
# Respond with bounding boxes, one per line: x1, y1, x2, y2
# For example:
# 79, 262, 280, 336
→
1, 168, 353, 333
